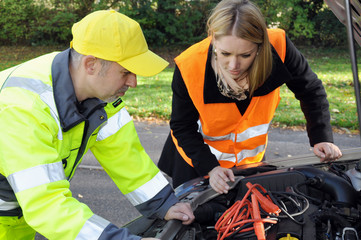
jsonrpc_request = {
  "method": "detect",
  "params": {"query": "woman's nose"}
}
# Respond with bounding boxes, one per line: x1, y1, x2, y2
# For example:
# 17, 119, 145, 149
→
228, 57, 239, 69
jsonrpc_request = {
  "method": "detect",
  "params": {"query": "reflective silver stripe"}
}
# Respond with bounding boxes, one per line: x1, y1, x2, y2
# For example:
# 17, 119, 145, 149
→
235, 124, 269, 142
198, 120, 268, 164
7, 162, 66, 193
208, 146, 236, 162
75, 214, 110, 240
3, 77, 63, 140
0, 198, 20, 211
236, 145, 265, 164
198, 121, 270, 143
97, 108, 132, 141
126, 172, 169, 206
208, 144, 265, 164
40, 90, 62, 140
197, 120, 234, 141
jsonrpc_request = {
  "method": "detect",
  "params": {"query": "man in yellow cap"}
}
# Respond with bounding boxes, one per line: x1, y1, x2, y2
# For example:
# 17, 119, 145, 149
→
0, 10, 194, 240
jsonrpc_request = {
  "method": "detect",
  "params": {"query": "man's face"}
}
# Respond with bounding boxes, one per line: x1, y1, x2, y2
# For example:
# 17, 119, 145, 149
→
93, 61, 137, 103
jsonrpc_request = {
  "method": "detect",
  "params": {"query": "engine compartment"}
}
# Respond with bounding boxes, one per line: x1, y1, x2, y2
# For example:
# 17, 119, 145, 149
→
126, 160, 361, 240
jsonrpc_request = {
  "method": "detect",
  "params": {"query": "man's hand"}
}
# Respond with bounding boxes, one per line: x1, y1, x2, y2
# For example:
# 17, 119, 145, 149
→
208, 166, 235, 194
314, 142, 342, 162
164, 202, 194, 225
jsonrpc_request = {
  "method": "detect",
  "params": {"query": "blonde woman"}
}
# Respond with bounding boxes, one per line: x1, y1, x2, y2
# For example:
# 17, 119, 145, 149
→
158, 0, 342, 194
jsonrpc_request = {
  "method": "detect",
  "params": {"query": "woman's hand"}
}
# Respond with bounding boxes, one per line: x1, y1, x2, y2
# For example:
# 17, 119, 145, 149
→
208, 166, 235, 194
313, 142, 342, 162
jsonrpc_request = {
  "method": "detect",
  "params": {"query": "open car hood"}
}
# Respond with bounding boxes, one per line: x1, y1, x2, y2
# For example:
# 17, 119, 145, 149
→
325, 0, 361, 46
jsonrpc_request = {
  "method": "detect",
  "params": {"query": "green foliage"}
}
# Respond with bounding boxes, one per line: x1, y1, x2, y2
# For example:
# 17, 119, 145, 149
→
0, 0, 353, 47
31, 11, 78, 46
111, 0, 217, 47
313, 8, 348, 47
0, 0, 43, 44
255, 0, 346, 46
255, 0, 313, 39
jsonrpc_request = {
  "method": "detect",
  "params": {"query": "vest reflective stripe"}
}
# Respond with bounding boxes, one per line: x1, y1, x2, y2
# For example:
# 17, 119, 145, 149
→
199, 121, 269, 163
0, 198, 20, 211
207, 146, 236, 162
75, 214, 110, 240
7, 162, 66, 193
198, 120, 270, 143
236, 145, 265, 163
2, 76, 63, 140
208, 144, 266, 164
125, 171, 169, 206
96, 108, 132, 141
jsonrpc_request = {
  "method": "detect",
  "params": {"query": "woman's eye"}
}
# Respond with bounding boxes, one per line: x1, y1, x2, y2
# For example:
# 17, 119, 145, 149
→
221, 52, 230, 56
241, 54, 251, 58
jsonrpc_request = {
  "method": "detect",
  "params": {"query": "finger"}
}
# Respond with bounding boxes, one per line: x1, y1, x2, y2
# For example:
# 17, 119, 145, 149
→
211, 179, 228, 194
216, 181, 229, 194
182, 216, 194, 225
314, 145, 331, 161
210, 179, 222, 193
166, 207, 191, 221
332, 146, 342, 160
314, 147, 326, 159
336, 148, 343, 159
218, 171, 230, 182
171, 212, 190, 222
225, 169, 235, 182
180, 203, 195, 220
324, 145, 338, 161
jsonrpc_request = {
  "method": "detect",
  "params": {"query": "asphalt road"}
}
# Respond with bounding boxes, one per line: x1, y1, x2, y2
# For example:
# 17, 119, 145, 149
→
35, 121, 360, 239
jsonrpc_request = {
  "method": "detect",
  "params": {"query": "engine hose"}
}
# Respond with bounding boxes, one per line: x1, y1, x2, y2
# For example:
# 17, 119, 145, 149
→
293, 167, 358, 207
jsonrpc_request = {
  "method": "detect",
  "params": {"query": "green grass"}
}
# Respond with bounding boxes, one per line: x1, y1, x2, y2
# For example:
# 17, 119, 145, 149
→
1, 45, 360, 131
274, 47, 360, 131
121, 69, 174, 121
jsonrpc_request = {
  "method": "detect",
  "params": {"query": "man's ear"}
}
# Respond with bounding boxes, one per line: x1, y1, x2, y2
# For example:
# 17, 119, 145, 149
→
83, 55, 98, 75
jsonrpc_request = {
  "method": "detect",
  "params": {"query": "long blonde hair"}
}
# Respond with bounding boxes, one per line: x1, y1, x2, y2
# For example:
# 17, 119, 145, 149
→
207, 0, 272, 96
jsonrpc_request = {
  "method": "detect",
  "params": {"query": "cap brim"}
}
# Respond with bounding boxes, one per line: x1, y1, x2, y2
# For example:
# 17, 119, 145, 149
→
118, 50, 169, 77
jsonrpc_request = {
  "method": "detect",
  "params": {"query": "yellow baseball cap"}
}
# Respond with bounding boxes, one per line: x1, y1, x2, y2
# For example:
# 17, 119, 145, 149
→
70, 10, 169, 77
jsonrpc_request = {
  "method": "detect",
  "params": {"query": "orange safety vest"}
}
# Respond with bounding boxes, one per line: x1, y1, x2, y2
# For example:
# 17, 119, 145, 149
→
172, 28, 286, 168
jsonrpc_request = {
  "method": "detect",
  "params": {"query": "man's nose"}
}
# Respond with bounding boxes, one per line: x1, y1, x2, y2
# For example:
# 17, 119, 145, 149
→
127, 74, 137, 88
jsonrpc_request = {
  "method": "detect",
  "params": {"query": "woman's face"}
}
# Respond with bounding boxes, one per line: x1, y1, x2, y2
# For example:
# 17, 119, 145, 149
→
213, 35, 258, 79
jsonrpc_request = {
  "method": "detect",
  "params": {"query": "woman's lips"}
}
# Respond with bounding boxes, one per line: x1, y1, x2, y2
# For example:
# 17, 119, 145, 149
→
229, 70, 241, 76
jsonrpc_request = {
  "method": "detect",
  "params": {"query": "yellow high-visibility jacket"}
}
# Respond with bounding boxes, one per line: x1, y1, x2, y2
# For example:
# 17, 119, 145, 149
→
0, 49, 177, 239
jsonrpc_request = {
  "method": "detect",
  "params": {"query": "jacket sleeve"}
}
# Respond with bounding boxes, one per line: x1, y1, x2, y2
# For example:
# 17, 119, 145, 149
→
91, 104, 179, 219
284, 36, 334, 146
169, 66, 220, 176
0, 100, 142, 239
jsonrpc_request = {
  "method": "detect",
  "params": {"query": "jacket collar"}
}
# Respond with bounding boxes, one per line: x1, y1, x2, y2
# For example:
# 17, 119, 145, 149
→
204, 44, 292, 104
51, 49, 107, 132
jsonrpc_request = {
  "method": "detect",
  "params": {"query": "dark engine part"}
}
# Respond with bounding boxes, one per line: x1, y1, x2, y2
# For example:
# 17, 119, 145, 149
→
293, 166, 358, 207
236, 169, 308, 200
